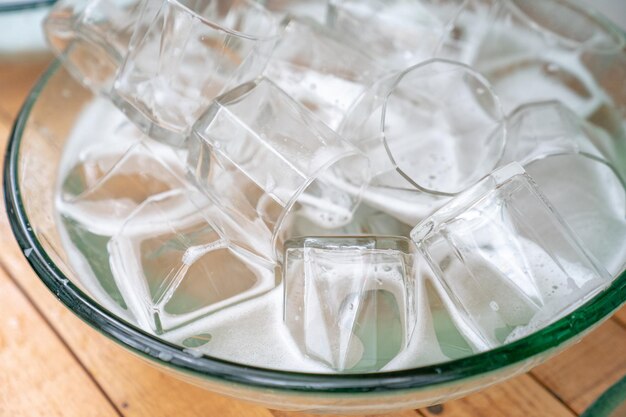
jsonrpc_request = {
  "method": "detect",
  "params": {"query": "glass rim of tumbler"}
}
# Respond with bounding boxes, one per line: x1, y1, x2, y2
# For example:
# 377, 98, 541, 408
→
503, 0, 626, 52
523, 152, 626, 193
165, 0, 279, 41
4, 59, 626, 394
284, 235, 414, 254
409, 162, 527, 244
505, 100, 626, 187
380, 58, 507, 197
195, 77, 372, 259
271, 150, 370, 257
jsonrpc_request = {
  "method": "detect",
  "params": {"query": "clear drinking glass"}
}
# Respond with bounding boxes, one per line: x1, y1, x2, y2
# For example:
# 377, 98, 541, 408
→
43, 0, 151, 93
259, 16, 386, 130
259, 0, 328, 22
282, 235, 418, 372
498, 100, 626, 276
56, 125, 188, 320
188, 77, 371, 259
338, 58, 505, 225
111, 0, 279, 146
411, 162, 612, 350
327, 0, 466, 70
109, 187, 277, 334
525, 154, 626, 277
343, 58, 505, 196
59, 138, 186, 231
437, 0, 626, 116
502, 100, 618, 166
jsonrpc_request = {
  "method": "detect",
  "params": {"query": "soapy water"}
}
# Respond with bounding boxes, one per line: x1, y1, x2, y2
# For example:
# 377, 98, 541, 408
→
55, 97, 625, 372
52, 3, 626, 373
54, 100, 482, 371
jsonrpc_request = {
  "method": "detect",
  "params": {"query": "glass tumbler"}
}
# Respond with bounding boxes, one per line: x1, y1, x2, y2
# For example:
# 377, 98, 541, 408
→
188, 77, 371, 259
111, 0, 279, 146
410, 162, 612, 349
44, 0, 152, 93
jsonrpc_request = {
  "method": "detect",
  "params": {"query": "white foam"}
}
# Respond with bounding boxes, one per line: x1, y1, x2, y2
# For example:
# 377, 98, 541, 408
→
163, 284, 332, 372
51, 6, 626, 374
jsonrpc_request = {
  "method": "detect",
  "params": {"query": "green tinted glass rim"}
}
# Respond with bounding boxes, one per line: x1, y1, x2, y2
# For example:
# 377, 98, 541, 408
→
581, 374, 626, 417
0, 0, 55, 13
4, 60, 626, 394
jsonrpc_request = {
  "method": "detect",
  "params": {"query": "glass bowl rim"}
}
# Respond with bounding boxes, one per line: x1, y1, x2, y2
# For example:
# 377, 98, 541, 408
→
0, 0, 55, 13
4, 59, 626, 394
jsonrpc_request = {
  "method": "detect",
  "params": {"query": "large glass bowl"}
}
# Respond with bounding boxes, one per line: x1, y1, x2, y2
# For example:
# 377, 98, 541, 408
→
4, 63, 626, 416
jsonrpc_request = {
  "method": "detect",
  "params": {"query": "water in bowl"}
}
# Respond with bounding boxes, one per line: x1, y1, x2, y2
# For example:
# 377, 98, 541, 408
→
52, 0, 626, 373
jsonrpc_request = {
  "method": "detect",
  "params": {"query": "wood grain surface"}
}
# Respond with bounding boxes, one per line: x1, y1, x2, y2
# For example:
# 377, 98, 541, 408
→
1, 55, 626, 417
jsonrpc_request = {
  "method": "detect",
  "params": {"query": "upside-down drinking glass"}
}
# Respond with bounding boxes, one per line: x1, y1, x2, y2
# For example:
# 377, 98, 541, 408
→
410, 162, 612, 350
44, 0, 153, 93
111, 0, 279, 146
188, 77, 371, 259
339, 58, 506, 225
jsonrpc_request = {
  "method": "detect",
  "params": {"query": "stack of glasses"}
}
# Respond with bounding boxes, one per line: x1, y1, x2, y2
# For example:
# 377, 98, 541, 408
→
47, 0, 626, 372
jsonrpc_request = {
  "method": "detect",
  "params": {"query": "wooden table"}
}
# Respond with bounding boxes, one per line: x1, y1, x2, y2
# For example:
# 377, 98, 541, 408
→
1, 55, 626, 417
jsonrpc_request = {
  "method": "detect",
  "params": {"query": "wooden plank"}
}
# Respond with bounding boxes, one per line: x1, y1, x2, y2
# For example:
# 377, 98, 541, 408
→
0, 53, 53, 117
0, 267, 120, 417
68, 338, 274, 417
418, 375, 575, 417
0, 114, 275, 417
0, 234, 274, 417
0, 200, 275, 417
531, 319, 626, 414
